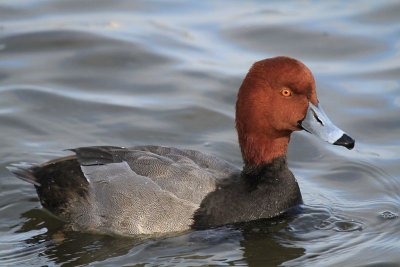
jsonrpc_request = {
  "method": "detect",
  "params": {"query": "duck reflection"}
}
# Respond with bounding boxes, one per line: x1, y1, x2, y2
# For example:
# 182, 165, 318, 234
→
19, 208, 304, 266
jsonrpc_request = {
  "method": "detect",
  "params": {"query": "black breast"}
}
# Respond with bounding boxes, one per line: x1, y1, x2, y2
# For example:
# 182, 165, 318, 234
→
192, 156, 303, 228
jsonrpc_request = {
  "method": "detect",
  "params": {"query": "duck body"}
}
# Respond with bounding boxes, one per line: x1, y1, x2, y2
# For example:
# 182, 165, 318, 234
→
9, 56, 354, 236
12, 145, 301, 235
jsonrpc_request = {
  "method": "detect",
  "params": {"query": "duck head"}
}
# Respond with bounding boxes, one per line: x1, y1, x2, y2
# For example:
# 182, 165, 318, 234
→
236, 56, 354, 166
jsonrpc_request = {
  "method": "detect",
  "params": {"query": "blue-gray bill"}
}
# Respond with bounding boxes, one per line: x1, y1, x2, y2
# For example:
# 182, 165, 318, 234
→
298, 103, 355, 150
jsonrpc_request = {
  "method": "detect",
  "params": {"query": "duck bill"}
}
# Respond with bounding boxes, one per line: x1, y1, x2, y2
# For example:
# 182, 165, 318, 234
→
298, 103, 355, 150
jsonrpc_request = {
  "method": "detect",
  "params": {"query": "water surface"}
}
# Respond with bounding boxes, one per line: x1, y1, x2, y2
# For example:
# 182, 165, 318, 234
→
1, 1, 399, 266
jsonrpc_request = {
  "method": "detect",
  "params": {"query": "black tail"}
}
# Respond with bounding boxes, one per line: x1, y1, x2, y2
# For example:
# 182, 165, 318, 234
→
8, 158, 89, 215
7, 163, 41, 186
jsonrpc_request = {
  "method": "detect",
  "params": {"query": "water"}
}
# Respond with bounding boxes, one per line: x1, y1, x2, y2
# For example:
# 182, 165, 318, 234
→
0, 0, 399, 266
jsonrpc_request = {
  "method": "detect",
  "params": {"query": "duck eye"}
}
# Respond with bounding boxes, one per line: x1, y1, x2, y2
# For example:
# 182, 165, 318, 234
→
280, 88, 292, 97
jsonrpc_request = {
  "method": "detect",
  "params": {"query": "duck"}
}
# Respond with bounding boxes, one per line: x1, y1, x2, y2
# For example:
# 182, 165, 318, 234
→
8, 56, 355, 236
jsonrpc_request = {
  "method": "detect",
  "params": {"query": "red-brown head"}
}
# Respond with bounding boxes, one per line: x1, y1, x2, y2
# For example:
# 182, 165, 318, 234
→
236, 56, 354, 166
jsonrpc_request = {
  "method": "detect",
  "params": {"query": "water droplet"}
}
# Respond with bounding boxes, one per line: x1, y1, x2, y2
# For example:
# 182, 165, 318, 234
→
316, 220, 333, 230
379, 210, 398, 220
315, 218, 363, 232
333, 220, 363, 232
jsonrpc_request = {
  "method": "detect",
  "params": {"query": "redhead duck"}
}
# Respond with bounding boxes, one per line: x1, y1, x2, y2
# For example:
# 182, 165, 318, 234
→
9, 56, 354, 236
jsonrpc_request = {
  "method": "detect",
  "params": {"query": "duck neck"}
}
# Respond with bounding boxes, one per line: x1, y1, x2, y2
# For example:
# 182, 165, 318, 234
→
239, 133, 290, 166
239, 133, 295, 189
241, 156, 290, 189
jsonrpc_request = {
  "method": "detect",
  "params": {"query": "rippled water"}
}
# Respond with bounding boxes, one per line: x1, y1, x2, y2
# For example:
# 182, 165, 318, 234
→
1, 1, 399, 266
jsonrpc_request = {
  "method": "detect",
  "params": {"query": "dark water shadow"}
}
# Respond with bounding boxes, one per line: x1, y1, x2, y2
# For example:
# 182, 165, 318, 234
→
17, 209, 142, 267
237, 215, 305, 267
16, 207, 308, 266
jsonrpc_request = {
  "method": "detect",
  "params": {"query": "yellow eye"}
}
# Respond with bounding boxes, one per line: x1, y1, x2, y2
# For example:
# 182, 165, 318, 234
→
281, 88, 292, 97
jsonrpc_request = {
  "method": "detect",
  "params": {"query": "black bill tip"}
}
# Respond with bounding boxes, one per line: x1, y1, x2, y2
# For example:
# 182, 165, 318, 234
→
334, 134, 355, 150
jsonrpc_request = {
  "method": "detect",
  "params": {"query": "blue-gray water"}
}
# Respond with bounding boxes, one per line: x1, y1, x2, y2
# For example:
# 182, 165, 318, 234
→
1, 1, 399, 266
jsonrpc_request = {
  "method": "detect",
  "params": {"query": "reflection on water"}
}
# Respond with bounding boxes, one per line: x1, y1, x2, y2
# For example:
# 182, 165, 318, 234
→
0, 0, 399, 266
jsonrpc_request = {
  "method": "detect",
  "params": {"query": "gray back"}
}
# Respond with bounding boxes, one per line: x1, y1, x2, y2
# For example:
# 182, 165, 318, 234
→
70, 145, 240, 235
